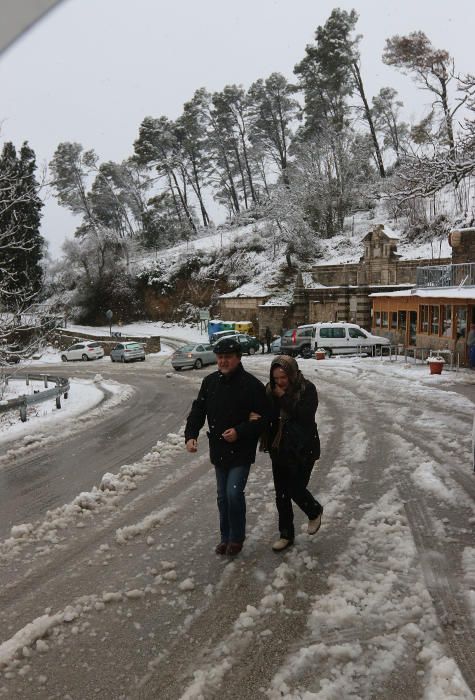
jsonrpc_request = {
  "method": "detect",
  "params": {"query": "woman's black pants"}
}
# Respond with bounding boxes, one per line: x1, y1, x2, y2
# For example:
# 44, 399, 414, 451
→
271, 457, 322, 541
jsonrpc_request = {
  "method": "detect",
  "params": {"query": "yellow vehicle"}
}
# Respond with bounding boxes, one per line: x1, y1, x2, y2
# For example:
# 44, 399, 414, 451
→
234, 321, 253, 334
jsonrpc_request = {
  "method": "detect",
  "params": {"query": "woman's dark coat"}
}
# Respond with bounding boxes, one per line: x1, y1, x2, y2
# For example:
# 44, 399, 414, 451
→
267, 380, 320, 464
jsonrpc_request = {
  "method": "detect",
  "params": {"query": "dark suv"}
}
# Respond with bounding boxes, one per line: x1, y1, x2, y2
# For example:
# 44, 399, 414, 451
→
280, 326, 314, 357
212, 333, 260, 355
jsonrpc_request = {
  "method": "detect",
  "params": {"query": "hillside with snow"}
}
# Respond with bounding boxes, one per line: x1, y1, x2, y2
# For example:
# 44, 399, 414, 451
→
132, 202, 455, 310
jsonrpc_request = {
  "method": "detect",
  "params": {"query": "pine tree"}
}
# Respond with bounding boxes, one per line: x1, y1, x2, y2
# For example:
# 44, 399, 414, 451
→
0, 141, 44, 306
383, 31, 460, 155
295, 9, 386, 177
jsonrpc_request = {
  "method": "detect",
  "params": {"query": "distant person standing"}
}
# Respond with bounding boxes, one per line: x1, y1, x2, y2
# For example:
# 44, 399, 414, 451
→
468, 324, 475, 369
185, 337, 267, 556
265, 326, 272, 354
260, 332, 266, 354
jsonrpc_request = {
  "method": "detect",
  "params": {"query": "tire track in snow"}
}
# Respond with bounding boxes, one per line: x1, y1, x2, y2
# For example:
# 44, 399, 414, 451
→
325, 366, 475, 695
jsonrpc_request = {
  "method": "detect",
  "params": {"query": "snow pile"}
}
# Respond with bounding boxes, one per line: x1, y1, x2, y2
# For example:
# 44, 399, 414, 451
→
0, 377, 133, 457
0, 613, 64, 670
116, 507, 177, 544
0, 431, 185, 562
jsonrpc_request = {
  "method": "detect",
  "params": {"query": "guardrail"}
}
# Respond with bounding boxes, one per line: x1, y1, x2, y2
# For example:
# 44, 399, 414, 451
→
356, 344, 460, 371
0, 373, 70, 422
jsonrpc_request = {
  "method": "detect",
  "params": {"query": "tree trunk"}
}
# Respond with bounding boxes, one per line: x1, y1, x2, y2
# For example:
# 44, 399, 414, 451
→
233, 144, 249, 209
190, 158, 210, 227
239, 131, 258, 204
171, 169, 197, 233
167, 173, 183, 224
351, 62, 386, 178
439, 77, 456, 155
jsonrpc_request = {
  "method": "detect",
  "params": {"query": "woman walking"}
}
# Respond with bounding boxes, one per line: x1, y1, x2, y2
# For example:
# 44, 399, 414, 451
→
257, 355, 323, 552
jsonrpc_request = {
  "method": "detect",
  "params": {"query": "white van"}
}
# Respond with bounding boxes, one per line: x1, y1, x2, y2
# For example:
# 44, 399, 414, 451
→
310, 322, 390, 357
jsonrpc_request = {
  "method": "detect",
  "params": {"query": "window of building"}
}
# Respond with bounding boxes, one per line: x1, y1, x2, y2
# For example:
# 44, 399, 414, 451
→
391, 311, 398, 329
441, 305, 452, 337
398, 310, 406, 330
375, 311, 381, 327
420, 305, 429, 333
381, 311, 389, 328
430, 305, 439, 335
456, 306, 467, 339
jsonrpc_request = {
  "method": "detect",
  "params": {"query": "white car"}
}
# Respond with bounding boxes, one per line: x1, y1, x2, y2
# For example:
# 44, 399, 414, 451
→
310, 322, 390, 357
61, 341, 104, 362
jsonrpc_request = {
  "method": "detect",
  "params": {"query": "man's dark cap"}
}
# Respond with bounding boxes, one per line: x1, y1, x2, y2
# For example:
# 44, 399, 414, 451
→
213, 337, 242, 355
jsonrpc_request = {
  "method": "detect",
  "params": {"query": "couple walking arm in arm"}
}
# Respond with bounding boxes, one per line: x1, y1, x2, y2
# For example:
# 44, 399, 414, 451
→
184, 337, 322, 556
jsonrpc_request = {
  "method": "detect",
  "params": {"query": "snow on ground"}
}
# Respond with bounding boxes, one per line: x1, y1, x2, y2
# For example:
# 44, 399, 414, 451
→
68, 321, 208, 344
0, 374, 133, 456
132, 220, 266, 266
0, 346, 473, 698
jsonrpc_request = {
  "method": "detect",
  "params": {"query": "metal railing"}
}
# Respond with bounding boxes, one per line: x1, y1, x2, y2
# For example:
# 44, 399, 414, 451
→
355, 344, 460, 370
0, 373, 70, 422
416, 263, 475, 288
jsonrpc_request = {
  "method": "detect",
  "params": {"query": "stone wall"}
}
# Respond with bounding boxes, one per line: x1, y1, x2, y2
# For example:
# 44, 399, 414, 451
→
449, 228, 475, 265
311, 263, 358, 286
256, 305, 291, 337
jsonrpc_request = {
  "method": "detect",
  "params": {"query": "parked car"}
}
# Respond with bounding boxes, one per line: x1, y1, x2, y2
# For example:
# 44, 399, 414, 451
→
311, 322, 390, 356
270, 336, 282, 354
171, 343, 217, 370
61, 341, 104, 362
280, 326, 315, 357
209, 329, 240, 344
281, 323, 391, 357
110, 341, 145, 363
232, 334, 261, 355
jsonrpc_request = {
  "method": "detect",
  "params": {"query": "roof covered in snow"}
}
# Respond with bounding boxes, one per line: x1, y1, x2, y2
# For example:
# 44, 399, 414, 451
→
370, 287, 475, 300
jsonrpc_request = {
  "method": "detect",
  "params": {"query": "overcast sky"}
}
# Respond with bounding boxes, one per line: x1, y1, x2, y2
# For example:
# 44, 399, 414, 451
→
0, 0, 474, 259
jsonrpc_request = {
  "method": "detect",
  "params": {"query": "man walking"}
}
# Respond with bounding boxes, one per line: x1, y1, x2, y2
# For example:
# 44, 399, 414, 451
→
185, 337, 267, 556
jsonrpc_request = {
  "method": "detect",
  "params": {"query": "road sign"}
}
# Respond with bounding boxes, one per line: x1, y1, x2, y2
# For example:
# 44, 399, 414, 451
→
199, 310, 210, 320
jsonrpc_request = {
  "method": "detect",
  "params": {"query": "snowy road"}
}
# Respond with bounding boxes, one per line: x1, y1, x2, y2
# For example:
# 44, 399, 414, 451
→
0, 355, 474, 699
0, 357, 190, 539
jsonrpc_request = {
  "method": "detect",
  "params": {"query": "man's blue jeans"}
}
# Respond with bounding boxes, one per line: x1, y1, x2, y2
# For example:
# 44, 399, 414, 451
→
215, 464, 251, 543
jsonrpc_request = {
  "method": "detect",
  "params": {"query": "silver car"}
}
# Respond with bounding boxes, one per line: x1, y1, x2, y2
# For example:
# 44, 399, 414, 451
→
171, 343, 216, 371
110, 341, 145, 363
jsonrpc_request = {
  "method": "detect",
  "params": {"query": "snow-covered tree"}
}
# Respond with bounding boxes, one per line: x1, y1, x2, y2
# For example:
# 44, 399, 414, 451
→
0, 141, 44, 299
247, 73, 300, 186
134, 116, 198, 234
371, 87, 409, 159
0, 141, 47, 361
294, 8, 385, 177
383, 31, 464, 155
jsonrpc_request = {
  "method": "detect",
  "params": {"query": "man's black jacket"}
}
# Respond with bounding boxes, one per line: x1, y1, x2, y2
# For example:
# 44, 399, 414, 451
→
184, 363, 267, 467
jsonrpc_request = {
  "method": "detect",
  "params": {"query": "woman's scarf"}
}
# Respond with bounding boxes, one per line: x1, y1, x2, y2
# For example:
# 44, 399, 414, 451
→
261, 355, 306, 453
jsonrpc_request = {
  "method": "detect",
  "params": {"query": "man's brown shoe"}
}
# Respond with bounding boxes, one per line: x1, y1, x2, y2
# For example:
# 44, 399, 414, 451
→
226, 542, 243, 556
215, 542, 228, 555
